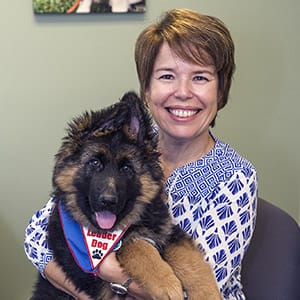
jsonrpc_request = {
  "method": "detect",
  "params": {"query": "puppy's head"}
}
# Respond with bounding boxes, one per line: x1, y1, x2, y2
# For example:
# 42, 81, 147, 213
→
53, 92, 163, 231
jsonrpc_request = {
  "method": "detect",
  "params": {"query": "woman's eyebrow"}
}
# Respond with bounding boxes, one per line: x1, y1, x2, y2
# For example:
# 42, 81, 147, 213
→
193, 70, 216, 76
154, 67, 215, 74
153, 67, 174, 72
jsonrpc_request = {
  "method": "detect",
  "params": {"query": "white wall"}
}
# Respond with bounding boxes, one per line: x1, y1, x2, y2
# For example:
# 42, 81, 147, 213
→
0, 1, 299, 298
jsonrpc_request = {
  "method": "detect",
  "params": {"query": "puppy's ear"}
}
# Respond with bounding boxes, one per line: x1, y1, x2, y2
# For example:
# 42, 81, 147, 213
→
120, 91, 154, 146
129, 114, 140, 138
65, 105, 127, 142
58, 100, 130, 159
91, 103, 129, 137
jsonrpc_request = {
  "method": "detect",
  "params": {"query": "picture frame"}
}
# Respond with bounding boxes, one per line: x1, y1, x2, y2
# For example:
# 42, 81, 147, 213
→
33, 0, 146, 14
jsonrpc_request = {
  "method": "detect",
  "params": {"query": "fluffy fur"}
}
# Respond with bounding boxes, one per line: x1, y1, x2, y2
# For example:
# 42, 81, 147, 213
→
31, 92, 221, 300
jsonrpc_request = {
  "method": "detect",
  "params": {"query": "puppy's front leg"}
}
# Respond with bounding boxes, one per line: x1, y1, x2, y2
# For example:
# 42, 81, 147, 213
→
117, 239, 184, 300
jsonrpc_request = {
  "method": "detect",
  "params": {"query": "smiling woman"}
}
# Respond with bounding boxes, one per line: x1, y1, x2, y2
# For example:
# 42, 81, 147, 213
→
25, 8, 258, 300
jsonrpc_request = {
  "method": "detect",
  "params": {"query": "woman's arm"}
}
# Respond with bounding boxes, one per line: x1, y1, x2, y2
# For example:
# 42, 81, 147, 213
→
24, 197, 55, 276
193, 168, 258, 294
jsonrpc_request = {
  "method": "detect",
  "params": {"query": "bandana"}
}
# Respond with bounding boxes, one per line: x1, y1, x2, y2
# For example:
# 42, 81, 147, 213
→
58, 201, 128, 275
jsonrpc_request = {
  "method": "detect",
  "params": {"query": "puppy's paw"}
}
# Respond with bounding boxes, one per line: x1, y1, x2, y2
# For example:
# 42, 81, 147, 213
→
147, 274, 184, 300
185, 284, 222, 300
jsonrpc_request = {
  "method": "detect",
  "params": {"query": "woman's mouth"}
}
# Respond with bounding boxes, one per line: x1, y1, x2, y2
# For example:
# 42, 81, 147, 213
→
168, 108, 199, 118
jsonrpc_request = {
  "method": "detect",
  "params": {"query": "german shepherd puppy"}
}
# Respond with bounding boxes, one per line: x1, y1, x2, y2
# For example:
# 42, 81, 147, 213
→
31, 92, 220, 300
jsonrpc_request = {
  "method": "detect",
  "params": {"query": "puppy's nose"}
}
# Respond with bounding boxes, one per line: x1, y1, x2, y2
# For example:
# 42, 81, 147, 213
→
98, 195, 118, 206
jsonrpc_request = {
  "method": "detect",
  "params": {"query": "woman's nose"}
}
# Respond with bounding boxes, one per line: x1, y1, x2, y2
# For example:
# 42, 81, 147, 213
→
174, 79, 192, 100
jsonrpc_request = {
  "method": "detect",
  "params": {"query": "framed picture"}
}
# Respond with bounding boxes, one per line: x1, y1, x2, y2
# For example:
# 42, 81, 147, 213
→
33, 0, 146, 14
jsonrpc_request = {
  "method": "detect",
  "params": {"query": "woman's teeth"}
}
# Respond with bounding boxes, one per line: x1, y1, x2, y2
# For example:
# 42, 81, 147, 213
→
169, 109, 198, 118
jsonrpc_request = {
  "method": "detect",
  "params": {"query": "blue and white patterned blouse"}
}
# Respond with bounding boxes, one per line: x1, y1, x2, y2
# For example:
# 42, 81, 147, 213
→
24, 136, 257, 300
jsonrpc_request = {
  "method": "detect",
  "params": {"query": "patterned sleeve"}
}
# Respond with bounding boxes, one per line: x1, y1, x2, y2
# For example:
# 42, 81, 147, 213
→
24, 197, 56, 278
194, 167, 258, 298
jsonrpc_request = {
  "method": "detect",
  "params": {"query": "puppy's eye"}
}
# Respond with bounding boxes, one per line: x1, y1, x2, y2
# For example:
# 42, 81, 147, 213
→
88, 158, 102, 169
120, 164, 134, 176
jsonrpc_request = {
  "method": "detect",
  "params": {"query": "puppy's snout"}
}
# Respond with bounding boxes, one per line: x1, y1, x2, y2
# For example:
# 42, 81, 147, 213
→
91, 177, 118, 210
98, 194, 118, 206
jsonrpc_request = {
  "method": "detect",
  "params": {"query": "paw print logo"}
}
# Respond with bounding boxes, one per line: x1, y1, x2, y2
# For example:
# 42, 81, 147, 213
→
92, 249, 103, 260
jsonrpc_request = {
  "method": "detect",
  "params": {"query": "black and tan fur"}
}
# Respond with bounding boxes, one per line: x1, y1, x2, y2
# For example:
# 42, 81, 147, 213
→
31, 92, 221, 300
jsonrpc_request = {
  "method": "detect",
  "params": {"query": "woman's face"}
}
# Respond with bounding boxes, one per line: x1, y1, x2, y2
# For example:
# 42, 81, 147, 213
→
147, 42, 218, 143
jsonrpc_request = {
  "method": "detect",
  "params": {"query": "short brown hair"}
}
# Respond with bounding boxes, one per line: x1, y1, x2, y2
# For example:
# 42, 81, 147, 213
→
135, 8, 235, 110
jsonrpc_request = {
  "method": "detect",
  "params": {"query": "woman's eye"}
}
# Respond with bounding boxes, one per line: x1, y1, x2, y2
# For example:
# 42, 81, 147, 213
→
159, 74, 174, 80
193, 75, 208, 82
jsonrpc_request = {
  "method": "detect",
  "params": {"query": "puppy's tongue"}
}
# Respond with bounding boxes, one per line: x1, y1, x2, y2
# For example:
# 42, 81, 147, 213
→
95, 211, 117, 229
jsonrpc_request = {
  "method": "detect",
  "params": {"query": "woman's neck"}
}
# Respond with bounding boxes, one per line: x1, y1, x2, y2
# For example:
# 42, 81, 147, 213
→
158, 132, 215, 179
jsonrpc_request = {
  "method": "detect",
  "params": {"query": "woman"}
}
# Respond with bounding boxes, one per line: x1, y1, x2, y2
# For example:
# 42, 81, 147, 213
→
25, 8, 257, 300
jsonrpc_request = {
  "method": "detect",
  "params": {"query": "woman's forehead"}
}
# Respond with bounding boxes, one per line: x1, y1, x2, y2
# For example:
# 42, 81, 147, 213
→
155, 42, 215, 70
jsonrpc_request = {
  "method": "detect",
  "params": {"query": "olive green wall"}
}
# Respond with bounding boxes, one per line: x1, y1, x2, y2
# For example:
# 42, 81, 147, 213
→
0, 0, 299, 298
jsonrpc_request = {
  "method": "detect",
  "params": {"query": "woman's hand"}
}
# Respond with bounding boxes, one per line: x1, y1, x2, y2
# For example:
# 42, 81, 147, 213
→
98, 252, 152, 300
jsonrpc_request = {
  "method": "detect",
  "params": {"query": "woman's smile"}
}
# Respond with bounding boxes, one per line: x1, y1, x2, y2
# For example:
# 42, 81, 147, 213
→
167, 107, 200, 119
